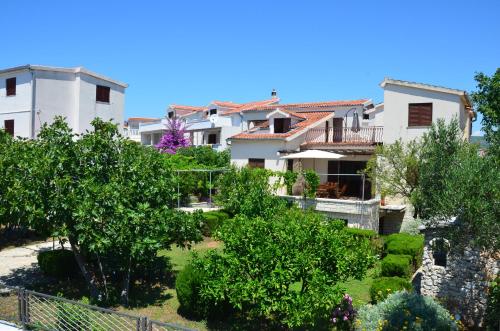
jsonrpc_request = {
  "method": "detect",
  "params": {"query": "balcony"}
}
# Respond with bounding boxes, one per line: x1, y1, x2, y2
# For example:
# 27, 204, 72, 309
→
304, 126, 383, 146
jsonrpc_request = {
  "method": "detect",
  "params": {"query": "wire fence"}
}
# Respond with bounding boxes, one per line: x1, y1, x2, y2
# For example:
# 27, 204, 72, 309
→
0, 284, 196, 331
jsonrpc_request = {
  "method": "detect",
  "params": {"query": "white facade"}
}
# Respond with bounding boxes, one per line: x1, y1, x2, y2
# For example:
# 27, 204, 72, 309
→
380, 78, 473, 144
0, 65, 127, 138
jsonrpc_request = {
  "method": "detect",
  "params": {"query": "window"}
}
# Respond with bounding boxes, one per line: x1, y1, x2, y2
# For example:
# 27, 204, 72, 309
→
168, 111, 174, 119
96, 85, 110, 103
6, 77, 16, 96
207, 133, 217, 144
209, 109, 217, 115
432, 238, 448, 267
4, 120, 14, 136
363, 113, 370, 120
408, 103, 432, 127
274, 118, 291, 133
248, 158, 265, 169
287, 159, 294, 172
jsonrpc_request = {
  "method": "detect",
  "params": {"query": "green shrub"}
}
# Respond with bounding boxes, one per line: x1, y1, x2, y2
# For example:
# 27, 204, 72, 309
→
381, 254, 413, 278
485, 277, 500, 331
303, 169, 320, 198
370, 277, 413, 303
385, 233, 424, 267
282, 171, 298, 195
201, 210, 230, 236
37, 249, 79, 278
356, 291, 459, 330
345, 228, 384, 257
175, 263, 208, 319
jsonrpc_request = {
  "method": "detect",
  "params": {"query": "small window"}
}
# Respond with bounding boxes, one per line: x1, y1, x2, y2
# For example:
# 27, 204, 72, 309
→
408, 103, 432, 127
287, 159, 294, 172
6, 78, 16, 96
248, 158, 265, 169
363, 113, 369, 120
207, 133, 217, 144
4, 119, 14, 136
209, 109, 217, 115
432, 239, 448, 267
274, 118, 292, 133
96, 85, 110, 103
168, 111, 174, 119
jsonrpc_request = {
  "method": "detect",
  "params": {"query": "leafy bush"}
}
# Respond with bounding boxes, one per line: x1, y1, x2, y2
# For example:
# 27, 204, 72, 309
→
303, 169, 320, 198
193, 208, 376, 328
201, 210, 230, 236
345, 228, 384, 257
38, 249, 79, 278
282, 171, 298, 195
370, 277, 413, 303
356, 291, 459, 330
175, 263, 207, 319
380, 254, 413, 278
485, 277, 500, 331
385, 233, 424, 267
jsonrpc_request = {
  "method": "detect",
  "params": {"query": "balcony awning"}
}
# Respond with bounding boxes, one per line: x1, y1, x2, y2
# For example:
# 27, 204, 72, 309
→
281, 150, 345, 159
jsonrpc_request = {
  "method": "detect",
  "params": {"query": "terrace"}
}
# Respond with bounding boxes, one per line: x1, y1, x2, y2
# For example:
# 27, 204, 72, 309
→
303, 126, 383, 148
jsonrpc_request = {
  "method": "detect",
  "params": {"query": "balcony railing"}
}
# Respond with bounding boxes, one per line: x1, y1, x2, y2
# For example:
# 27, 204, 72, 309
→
304, 126, 383, 145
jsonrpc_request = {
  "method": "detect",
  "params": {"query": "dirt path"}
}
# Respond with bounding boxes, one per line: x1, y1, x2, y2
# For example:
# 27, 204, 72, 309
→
0, 241, 62, 286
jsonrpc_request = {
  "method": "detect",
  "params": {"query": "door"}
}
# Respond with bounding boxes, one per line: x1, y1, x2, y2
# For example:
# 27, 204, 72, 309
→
332, 118, 343, 142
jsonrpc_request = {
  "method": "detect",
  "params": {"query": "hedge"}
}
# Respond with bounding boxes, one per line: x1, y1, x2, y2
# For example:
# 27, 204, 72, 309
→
176, 263, 207, 319
385, 233, 424, 267
370, 277, 413, 303
345, 227, 384, 257
37, 249, 79, 279
381, 254, 413, 278
201, 210, 231, 236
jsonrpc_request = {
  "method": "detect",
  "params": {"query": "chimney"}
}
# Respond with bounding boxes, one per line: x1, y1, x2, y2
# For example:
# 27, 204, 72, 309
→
271, 88, 277, 98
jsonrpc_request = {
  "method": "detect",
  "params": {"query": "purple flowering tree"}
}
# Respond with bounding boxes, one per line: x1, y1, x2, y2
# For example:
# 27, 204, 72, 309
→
155, 118, 190, 154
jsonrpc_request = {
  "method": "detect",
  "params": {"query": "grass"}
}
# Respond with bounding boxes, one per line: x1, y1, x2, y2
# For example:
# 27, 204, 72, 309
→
340, 263, 380, 307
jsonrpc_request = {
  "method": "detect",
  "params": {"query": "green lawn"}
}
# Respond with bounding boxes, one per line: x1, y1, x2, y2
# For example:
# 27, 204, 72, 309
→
340, 263, 380, 307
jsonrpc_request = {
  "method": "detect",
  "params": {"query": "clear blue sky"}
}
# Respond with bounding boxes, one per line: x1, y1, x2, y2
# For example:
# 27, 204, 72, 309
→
3, 1, 499, 135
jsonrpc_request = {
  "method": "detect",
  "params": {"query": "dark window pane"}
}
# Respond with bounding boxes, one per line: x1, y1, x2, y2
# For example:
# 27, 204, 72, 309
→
168, 112, 174, 118
4, 119, 14, 136
248, 158, 265, 169
6, 78, 16, 96
287, 159, 294, 172
274, 118, 291, 133
208, 133, 217, 144
96, 85, 110, 103
209, 109, 217, 115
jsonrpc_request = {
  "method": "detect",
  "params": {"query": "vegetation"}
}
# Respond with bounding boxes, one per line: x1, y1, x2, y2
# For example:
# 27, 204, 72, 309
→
369, 277, 413, 303
485, 277, 500, 331
281, 170, 298, 195
345, 228, 384, 257
0, 117, 203, 304
186, 208, 375, 328
155, 117, 190, 154
357, 291, 459, 331
384, 233, 424, 268
380, 254, 413, 278
175, 262, 209, 319
38, 249, 79, 279
303, 169, 320, 198
201, 210, 231, 236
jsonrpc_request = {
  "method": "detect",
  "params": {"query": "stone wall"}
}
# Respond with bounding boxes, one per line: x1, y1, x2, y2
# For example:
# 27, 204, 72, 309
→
420, 226, 499, 327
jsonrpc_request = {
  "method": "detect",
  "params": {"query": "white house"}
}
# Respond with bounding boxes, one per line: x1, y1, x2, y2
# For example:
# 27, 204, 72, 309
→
228, 78, 474, 232
0, 65, 128, 138
139, 95, 279, 150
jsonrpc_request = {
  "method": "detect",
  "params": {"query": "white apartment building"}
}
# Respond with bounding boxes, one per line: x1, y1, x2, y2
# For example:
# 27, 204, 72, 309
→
0, 65, 128, 138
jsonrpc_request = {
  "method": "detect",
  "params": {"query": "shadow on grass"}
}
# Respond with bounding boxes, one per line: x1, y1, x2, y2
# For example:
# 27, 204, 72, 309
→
0, 227, 48, 252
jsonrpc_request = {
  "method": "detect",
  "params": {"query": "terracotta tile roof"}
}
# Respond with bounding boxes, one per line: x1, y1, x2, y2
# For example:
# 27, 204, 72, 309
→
212, 101, 241, 108
231, 111, 332, 140
239, 99, 369, 112
220, 98, 280, 115
127, 117, 160, 122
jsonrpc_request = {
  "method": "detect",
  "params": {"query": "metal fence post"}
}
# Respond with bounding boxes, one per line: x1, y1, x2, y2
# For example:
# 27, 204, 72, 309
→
17, 289, 23, 324
25, 291, 30, 324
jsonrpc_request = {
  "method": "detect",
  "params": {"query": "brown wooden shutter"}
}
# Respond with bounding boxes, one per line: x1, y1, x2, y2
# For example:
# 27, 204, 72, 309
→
248, 158, 265, 169
4, 120, 14, 136
96, 85, 110, 103
6, 78, 16, 96
408, 103, 432, 126
274, 118, 291, 133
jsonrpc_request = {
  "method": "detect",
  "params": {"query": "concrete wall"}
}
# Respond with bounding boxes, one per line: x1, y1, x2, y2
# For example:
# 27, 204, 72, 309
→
0, 71, 33, 137
383, 84, 466, 144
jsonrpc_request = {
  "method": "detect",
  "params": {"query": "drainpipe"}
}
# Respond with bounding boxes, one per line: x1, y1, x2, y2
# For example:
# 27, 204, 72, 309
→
30, 68, 37, 139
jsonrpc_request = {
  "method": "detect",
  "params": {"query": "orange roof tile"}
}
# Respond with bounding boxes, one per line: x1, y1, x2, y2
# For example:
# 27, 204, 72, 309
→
239, 99, 369, 112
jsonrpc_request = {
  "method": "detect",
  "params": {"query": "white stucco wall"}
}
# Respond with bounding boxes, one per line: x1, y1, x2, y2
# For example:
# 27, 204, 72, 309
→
382, 84, 467, 144
0, 67, 126, 138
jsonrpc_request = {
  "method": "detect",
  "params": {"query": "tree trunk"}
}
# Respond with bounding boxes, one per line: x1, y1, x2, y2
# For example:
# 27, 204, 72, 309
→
68, 236, 100, 301
96, 253, 109, 301
120, 257, 132, 306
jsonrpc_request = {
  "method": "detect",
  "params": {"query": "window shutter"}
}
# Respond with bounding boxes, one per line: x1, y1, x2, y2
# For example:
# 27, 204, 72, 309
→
274, 118, 292, 133
6, 78, 16, 96
96, 85, 110, 103
408, 103, 432, 126
4, 120, 14, 136
248, 158, 265, 169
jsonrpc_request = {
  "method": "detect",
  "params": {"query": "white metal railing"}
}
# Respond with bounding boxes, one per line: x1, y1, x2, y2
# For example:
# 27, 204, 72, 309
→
124, 128, 140, 137
305, 126, 383, 144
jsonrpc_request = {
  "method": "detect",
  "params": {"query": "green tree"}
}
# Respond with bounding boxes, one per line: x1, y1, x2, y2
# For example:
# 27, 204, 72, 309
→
216, 166, 286, 218
2, 117, 203, 303
471, 69, 500, 156
193, 208, 375, 327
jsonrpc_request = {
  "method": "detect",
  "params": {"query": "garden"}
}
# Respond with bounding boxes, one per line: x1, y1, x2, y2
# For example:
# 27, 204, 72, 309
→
0, 107, 498, 330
